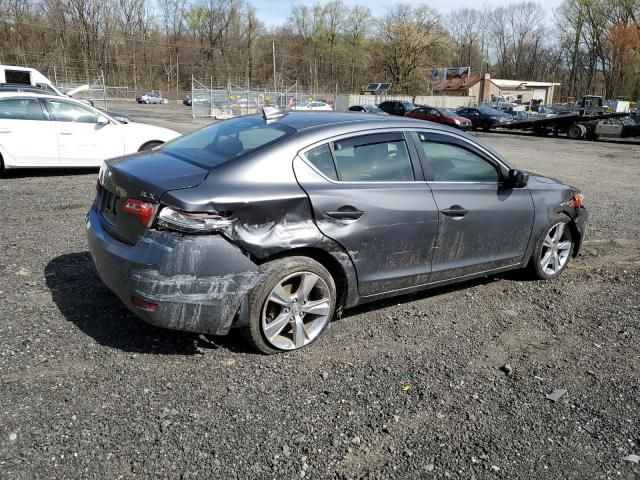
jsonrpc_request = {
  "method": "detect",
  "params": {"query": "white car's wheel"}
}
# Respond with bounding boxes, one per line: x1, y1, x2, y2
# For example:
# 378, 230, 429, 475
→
139, 141, 163, 152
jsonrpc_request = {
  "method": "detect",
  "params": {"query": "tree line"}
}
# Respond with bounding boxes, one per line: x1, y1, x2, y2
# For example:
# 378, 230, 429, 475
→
0, 0, 639, 100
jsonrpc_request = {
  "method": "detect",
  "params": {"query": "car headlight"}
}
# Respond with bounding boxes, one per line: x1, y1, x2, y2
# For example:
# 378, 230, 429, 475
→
565, 192, 585, 208
453, 119, 461, 125
157, 207, 234, 234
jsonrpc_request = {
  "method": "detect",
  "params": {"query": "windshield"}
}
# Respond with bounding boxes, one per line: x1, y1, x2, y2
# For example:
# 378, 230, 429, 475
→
478, 106, 502, 116
403, 102, 417, 111
162, 116, 295, 168
441, 109, 458, 118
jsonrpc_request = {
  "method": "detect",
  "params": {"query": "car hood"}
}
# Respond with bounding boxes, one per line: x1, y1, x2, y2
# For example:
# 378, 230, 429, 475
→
527, 172, 577, 191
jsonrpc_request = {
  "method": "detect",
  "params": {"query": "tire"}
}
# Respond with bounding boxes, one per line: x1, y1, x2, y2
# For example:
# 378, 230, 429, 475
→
139, 141, 163, 152
145, 99, 150, 104
568, 123, 586, 140
244, 256, 337, 354
527, 213, 574, 280
482, 121, 491, 132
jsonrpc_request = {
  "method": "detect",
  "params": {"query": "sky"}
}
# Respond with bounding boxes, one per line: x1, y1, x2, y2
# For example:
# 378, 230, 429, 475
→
251, 0, 565, 27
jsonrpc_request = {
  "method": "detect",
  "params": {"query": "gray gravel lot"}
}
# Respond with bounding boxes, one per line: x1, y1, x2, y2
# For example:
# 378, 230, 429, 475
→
1, 102, 639, 479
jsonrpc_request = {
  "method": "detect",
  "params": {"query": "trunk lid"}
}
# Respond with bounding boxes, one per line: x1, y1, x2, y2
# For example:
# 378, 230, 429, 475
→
98, 150, 209, 245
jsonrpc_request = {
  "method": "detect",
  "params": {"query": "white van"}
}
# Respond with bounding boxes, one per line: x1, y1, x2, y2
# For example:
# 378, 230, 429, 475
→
0, 65, 86, 97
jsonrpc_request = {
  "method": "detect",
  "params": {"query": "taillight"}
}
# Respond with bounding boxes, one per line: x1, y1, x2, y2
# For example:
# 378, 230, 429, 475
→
122, 199, 159, 227
157, 207, 234, 234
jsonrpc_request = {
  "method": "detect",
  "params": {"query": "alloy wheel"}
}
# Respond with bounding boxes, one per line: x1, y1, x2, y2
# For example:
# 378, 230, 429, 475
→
261, 271, 332, 351
540, 223, 572, 275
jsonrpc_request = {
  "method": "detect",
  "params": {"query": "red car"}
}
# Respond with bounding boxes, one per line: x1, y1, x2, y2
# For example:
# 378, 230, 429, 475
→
406, 106, 472, 130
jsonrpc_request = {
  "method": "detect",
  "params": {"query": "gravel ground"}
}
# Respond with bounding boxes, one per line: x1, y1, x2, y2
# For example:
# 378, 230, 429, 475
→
1, 104, 639, 479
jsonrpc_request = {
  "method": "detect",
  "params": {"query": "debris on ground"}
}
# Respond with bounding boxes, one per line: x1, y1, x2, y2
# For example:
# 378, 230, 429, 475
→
545, 389, 568, 402
500, 364, 513, 376
622, 454, 640, 464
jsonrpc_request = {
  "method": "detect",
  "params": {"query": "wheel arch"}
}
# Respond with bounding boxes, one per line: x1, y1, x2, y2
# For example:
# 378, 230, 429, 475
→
257, 247, 351, 312
138, 140, 164, 152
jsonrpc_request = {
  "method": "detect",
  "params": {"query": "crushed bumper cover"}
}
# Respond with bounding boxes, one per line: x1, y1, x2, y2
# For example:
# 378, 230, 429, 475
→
86, 207, 263, 335
572, 206, 588, 257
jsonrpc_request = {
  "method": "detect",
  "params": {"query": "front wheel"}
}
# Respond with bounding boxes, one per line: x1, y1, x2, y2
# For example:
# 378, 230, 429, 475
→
244, 256, 336, 354
527, 214, 574, 280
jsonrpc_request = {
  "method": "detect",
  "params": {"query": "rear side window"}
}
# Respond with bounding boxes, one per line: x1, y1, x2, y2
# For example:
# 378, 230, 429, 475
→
0, 98, 45, 120
333, 133, 414, 182
420, 141, 499, 182
162, 116, 294, 168
305, 144, 338, 180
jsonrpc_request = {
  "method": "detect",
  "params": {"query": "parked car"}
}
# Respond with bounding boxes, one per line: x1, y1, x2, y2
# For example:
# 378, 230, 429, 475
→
406, 106, 472, 130
377, 100, 417, 116
0, 93, 180, 170
184, 94, 215, 107
348, 105, 386, 114
136, 92, 163, 104
230, 98, 259, 115
291, 101, 332, 111
87, 109, 587, 354
0, 82, 95, 107
456, 106, 512, 131
1, 82, 132, 122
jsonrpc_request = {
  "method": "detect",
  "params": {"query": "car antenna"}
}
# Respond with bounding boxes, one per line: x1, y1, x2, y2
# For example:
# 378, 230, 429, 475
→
262, 106, 286, 122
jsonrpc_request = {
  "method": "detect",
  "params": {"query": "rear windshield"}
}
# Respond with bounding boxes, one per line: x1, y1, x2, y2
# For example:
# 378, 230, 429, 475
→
162, 116, 295, 168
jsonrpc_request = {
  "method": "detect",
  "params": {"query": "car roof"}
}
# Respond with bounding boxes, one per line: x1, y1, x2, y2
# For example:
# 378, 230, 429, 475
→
270, 111, 457, 133
0, 91, 65, 100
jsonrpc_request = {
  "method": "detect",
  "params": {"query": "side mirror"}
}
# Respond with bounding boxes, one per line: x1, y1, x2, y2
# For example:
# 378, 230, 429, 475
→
507, 169, 529, 188
97, 115, 110, 125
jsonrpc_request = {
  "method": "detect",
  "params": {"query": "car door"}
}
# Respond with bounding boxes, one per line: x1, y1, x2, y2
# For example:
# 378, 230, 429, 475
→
293, 131, 439, 297
411, 130, 534, 281
425, 108, 442, 124
0, 97, 59, 166
44, 99, 124, 166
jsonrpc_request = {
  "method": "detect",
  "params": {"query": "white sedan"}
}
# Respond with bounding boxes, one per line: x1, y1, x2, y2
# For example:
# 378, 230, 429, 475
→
0, 93, 180, 170
291, 101, 333, 111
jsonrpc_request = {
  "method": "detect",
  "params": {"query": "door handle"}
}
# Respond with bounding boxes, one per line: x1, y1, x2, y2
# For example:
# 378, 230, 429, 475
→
0, 128, 10, 133
442, 206, 469, 218
325, 208, 364, 220
59, 130, 73, 135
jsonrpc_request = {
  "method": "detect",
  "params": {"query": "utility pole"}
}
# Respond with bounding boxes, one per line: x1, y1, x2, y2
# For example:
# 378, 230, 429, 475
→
176, 54, 179, 103
272, 41, 277, 93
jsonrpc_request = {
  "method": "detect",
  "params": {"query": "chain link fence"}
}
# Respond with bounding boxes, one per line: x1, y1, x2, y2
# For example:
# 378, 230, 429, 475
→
191, 78, 353, 118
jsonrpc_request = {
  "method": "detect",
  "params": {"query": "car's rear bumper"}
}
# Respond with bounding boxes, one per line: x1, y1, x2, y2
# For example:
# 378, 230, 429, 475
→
86, 206, 263, 335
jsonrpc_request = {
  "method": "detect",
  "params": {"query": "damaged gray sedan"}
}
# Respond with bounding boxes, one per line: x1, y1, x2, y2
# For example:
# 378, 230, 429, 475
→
87, 108, 587, 354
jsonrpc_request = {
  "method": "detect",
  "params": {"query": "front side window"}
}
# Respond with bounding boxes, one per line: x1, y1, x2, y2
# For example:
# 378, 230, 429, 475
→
47, 100, 98, 123
0, 98, 45, 120
333, 133, 414, 182
420, 141, 499, 182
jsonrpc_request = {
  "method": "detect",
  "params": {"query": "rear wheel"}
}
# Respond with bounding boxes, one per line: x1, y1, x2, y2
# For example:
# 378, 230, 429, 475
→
139, 141, 163, 152
244, 256, 336, 354
527, 213, 574, 280
482, 121, 491, 131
